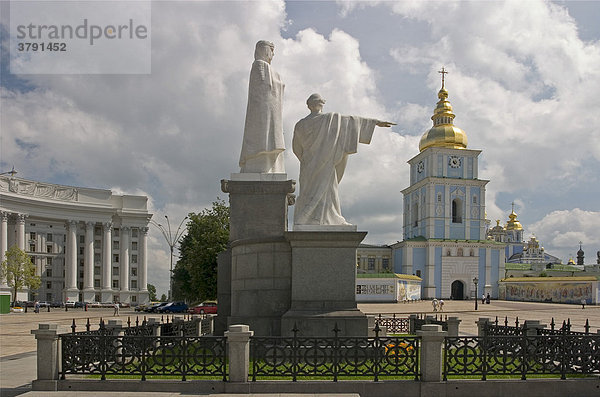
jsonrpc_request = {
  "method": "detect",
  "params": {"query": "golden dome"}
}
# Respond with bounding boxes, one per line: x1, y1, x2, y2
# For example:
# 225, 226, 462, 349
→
505, 211, 523, 231
490, 219, 505, 232
419, 81, 468, 152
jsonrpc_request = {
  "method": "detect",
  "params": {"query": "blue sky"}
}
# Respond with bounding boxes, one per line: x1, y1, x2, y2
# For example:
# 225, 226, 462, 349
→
1, 1, 599, 297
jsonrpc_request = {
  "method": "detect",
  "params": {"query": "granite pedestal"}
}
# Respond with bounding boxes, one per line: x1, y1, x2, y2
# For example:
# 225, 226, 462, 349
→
281, 231, 368, 336
217, 177, 295, 336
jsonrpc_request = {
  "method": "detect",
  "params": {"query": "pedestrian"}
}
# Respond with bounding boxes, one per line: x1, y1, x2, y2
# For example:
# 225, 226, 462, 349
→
439, 299, 444, 311
113, 302, 120, 316
34, 300, 40, 314
432, 298, 438, 312
486, 293, 491, 304
581, 299, 586, 309
482, 294, 486, 304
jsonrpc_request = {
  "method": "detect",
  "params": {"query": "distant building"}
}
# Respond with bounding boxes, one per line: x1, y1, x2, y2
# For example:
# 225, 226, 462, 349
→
357, 244, 392, 274
0, 175, 151, 304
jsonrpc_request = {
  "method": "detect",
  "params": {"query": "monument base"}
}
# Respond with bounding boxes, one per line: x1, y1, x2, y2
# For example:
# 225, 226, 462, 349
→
282, 231, 368, 336
281, 308, 368, 337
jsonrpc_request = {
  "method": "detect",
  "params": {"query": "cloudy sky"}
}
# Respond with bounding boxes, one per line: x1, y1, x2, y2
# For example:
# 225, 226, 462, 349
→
2, 1, 599, 297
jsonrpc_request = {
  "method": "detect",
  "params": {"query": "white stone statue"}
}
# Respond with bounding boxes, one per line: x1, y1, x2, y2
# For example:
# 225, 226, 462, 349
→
292, 93, 394, 227
238, 40, 285, 174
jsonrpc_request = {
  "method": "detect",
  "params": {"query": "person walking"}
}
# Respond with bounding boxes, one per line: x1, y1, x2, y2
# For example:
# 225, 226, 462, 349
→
432, 298, 438, 312
486, 293, 491, 304
113, 302, 120, 316
439, 299, 445, 311
482, 293, 486, 304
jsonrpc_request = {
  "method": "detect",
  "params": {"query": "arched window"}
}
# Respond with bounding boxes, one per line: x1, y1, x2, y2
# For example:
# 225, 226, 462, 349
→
452, 198, 462, 223
457, 248, 463, 256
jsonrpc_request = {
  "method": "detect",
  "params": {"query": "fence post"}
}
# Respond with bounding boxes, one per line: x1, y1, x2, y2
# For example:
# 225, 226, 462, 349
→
476, 317, 491, 337
225, 324, 253, 382
409, 314, 417, 334
446, 316, 461, 337
106, 320, 124, 364
417, 324, 447, 382
31, 323, 68, 389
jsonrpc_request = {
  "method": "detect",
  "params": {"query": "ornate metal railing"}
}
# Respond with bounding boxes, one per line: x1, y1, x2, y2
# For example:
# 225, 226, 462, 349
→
484, 316, 594, 337
444, 335, 600, 380
375, 314, 410, 334
250, 326, 420, 381
60, 334, 227, 381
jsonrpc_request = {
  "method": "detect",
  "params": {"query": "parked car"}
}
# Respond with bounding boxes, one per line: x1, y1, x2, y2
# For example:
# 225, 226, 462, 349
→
189, 301, 217, 315
117, 302, 130, 308
65, 301, 76, 308
145, 302, 168, 313
50, 301, 64, 308
38, 301, 51, 308
157, 301, 188, 314
135, 302, 158, 312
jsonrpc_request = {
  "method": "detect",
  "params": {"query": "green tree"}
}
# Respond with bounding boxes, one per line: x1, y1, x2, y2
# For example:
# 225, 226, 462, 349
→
173, 199, 229, 302
160, 293, 167, 302
147, 283, 157, 301
1, 245, 41, 303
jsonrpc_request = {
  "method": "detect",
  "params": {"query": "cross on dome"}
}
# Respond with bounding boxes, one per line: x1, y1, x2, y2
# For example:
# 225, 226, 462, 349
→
438, 67, 448, 89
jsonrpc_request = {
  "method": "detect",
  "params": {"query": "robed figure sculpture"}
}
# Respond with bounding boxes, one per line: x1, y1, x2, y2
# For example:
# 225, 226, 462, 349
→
293, 93, 394, 226
238, 40, 286, 174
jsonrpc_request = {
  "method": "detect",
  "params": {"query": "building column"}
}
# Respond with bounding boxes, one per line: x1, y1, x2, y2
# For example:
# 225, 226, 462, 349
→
64, 220, 78, 302
136, 226, 149, 304
83, 222, 95, 302
485, 246, 492, 296
101, 222, 112, 302
16, 213, 26, 250
139, 227, 148, 292
119, 226, 130, 302
0, 212, 9, 288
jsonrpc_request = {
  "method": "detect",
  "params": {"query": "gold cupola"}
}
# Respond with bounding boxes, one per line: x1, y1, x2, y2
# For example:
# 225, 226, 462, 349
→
505, 210, 523, 231
419, 67, 468, 152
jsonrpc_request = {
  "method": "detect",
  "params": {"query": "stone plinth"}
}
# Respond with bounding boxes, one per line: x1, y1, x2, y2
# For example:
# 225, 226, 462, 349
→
281, 231, 368, 337
221, 178, 295, 241
219, 178, 295, 336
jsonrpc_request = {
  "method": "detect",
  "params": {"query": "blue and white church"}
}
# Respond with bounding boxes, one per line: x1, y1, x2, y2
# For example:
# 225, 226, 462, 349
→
391, 73, 506, 300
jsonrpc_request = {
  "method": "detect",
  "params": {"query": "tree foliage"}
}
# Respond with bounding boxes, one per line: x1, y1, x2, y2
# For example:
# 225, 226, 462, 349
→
147, 283, 157, 301
1, 245, 41, 302
173, 199, 229, 302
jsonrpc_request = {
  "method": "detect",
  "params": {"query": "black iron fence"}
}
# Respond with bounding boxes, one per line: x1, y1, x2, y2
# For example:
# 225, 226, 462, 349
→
249, 325, 420, 381
484, 316, 595, 337
60, 334, 227, 380
374, 314, 410, 334
444, 334, 600, 380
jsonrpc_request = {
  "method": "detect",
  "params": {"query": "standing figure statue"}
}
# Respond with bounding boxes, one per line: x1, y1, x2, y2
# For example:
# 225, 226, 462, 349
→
292, 93, 394, 226
238, 40, 286, 174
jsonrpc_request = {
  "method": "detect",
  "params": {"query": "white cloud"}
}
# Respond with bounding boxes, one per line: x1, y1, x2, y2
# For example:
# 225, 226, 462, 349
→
529, 209, 600, 263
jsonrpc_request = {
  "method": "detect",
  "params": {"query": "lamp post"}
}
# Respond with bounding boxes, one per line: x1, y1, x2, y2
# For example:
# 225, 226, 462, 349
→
473, 276, 479, 310
151, 215, 188, 300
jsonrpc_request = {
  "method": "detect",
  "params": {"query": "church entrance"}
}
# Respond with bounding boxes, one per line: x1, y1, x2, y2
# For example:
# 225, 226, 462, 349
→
451, 280, 464, 300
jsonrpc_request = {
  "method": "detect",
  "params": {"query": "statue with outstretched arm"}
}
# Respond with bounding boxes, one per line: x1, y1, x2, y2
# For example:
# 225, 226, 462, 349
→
292, 93, 395, 226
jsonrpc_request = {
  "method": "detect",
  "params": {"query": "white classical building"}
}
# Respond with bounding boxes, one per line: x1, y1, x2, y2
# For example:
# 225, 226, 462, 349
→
0, 175, 151, 304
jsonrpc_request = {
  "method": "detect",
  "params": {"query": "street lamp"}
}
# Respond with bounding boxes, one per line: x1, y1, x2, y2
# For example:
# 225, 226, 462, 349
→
473, 276, 479, 310
151, 215, 188, 300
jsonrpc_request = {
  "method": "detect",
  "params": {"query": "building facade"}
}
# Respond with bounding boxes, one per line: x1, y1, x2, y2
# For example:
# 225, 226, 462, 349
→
392, 77, 506, 300
0, 175, 151, 304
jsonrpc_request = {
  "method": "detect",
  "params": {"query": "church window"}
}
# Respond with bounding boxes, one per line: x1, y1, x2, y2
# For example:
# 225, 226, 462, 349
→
413, 203, 419, 227
447, 250, 451, 256
452, 199, 462, 223
457, 248, 463, 256
473, 196, 477, 204
437, 193, 442, 203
